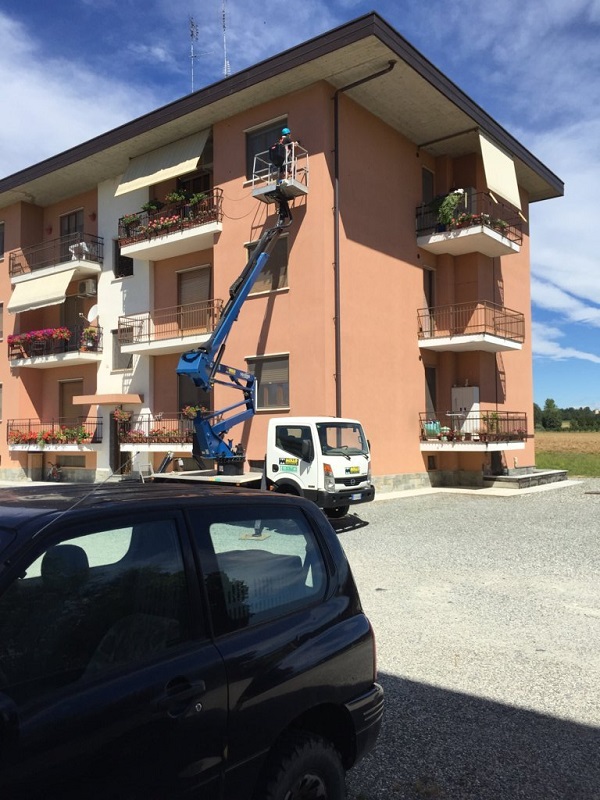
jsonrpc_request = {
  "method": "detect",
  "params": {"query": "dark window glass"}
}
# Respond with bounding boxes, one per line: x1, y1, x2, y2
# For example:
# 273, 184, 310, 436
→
247, 356, 289, 409
246, 121, 286, 179
247, 235, 288, 293
113, 240, 133, 278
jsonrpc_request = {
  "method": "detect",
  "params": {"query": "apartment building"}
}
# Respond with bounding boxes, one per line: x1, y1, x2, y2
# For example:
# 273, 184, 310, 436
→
0, 13, 563, 490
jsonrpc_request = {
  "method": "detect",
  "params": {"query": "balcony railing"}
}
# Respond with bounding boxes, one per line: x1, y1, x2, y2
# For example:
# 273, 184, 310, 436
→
7, 325, 103, 361
118, 300, 222, 346
118, 189, 223, 244
7, 417, 103, 445
9, 233, 104, 277
116, 413, 195, 445
418, 301, 525, 343
416, 190, 522, 246
420, 411, 528, 442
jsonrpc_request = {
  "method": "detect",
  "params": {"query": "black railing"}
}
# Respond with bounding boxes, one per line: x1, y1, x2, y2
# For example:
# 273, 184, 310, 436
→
416, 190, 522, 246
8, 325, 103, 360
117, 413, 196, 445
9, 233, 104, 276
7, 417, 103, 445
417, 301, 525, 343
420, 411, 528, 442
118, 189, 224, 244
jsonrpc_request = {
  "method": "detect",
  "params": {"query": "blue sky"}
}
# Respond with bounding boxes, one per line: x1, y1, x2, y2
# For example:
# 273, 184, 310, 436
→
1, 0, 599, 409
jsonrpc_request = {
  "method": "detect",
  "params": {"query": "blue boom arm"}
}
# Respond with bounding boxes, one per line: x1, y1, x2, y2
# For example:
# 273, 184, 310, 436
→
177, 199, 291, 462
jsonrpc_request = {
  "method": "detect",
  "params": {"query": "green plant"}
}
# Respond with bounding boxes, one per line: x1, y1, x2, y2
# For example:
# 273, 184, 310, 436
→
121, 213, 141, 227
164, 189, 190, 204
437, 190, 465, 226
188, 192, 207, 206
141, 199, 164, 213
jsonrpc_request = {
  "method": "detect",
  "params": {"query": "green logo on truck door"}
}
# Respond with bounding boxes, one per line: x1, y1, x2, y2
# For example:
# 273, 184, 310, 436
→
279, 457, 299, 472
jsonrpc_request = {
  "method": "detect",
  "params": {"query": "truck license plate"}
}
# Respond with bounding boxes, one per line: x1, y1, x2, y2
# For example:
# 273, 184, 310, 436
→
351, 492, 362, 501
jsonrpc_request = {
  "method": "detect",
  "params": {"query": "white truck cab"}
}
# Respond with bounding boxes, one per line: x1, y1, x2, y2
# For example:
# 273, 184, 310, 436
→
266, 417, 375, 518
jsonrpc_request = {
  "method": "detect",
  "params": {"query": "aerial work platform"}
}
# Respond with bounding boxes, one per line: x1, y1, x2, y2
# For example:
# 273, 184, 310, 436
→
251, 142, 309, 204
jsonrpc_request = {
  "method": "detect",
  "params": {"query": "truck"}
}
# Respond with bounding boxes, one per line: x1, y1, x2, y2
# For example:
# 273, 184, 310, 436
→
157, 189, 375, 518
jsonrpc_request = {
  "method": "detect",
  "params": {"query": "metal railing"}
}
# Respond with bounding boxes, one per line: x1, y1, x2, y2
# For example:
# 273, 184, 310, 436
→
415, 190, 522, 246
9, 233, 104, 276
7, 324, 103, 360
117, 300, 222, 345
7, 417, 103, 445
251, 142, 309, 187
417, 301, 525, 343
419, 411, 528, 442
117, 189, 223, 243
116, 413, 195, 445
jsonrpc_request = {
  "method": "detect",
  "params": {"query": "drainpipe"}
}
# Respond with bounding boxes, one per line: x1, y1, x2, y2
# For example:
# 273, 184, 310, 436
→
333, 61, 396, 417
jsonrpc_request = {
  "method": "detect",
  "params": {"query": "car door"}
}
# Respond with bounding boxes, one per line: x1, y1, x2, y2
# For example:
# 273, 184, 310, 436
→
0, 509, 227, 800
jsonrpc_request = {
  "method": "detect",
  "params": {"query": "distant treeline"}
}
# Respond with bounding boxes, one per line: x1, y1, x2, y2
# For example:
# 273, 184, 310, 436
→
534, 399, 600, 431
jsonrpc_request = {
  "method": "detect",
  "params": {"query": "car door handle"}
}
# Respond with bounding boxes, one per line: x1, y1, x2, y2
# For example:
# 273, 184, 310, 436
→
155, 679, 206, 718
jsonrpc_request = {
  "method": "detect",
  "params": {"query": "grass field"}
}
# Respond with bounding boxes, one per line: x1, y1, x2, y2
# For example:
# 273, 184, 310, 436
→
535, 431, 600, 476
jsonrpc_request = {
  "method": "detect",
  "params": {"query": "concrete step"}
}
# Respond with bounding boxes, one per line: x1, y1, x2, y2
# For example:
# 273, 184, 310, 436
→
483, 469, 569, 490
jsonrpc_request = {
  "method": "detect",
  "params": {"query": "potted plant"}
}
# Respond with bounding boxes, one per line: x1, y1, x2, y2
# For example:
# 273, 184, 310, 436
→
141, 199, 164, 213
165, 189, 190, 204
80, 327, 100, 350
437, 190, 465, 228
113, 407, 132, 423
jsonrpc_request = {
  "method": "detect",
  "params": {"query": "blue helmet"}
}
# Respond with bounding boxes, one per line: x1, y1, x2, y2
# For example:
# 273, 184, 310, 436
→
281, 127, 291, 135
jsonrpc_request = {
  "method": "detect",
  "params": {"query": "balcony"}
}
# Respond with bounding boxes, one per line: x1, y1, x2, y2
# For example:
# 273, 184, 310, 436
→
117, 413, 195, 453
251, 143, 309, 204
9, 233, 103, 279
418, 301, 524, 353
419, 411, 527, 452
118, 300, 222, 356
7, 325, 103, 368
7, 417, 103, 451
118, 189, 223, 261
416, 191, 522, 257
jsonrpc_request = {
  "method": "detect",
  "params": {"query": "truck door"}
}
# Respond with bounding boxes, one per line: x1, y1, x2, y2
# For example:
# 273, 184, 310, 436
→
268, 423, 318, 493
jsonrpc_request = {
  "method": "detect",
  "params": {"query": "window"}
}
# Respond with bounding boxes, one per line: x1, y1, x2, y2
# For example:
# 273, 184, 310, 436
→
0, 384, 3, 421
196, 505, 326, 633
177, 169, 212, 196
0, 302, 3, 339
113, 240, 133, 278
0, 518, 192, 704
178, 373, 211, 413
59, 210, 84, 262
0, 222, 4, 259
246, 120, 286, 179
112, 330, 133, 371
422, 167, 435, 205
246, 235, 288, 293
247, 355, 289, 409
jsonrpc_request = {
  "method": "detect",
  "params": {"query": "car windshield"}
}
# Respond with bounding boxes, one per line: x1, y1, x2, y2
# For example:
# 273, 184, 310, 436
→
315, 422, 368, 456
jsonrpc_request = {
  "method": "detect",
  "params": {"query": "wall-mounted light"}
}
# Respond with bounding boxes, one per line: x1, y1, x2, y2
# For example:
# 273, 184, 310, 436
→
88, 212, 97, 221
45, 226, 53, 235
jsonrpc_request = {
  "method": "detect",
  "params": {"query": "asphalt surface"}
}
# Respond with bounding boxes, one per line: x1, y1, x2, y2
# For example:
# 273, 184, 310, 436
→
334, 479, 600, 800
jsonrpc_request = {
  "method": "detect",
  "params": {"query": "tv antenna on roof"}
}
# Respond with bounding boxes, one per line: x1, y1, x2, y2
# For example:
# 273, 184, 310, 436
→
189, 16, 209, 92
222, 0, 230, 77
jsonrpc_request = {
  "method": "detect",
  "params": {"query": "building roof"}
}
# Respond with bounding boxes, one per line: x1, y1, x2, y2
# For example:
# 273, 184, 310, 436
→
0, 12, 563, 209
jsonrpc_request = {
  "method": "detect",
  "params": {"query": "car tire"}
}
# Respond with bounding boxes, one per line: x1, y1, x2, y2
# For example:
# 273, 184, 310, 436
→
325, 506, 349, 519
259, 731, 346, 800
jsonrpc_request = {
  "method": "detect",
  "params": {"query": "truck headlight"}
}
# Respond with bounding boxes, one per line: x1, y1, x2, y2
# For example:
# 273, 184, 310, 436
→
323, 463, 336, 492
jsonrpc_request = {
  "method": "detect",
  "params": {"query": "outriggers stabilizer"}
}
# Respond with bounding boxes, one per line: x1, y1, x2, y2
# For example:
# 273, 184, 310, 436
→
175, 191, 293, 474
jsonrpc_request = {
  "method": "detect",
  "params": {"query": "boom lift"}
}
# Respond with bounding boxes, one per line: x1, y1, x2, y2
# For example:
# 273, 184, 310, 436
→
176, 192, 292, 474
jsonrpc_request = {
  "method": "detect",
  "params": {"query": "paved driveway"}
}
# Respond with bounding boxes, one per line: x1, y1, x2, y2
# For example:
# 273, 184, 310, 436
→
335, 479, 600, 800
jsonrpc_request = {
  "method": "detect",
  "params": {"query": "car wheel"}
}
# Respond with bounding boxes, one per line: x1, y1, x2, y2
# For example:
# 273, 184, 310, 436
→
325, 506, 349, 519
260, 731, 346, 800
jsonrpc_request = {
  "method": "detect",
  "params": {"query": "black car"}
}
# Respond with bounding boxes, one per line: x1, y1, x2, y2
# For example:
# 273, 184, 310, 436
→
0, 483, 383, 799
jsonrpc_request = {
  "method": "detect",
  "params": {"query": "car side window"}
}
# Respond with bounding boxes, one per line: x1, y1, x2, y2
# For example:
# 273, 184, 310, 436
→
0, 518, 192, 706
194, 506, 327, 634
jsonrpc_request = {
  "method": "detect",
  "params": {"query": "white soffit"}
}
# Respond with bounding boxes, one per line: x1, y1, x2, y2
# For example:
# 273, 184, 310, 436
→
114, 129, 210, 197
7, 269, 77, 314
479, 133, 522, 210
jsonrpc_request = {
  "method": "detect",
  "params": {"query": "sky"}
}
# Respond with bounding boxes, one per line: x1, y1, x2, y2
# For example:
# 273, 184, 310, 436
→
0, 0, 599, 409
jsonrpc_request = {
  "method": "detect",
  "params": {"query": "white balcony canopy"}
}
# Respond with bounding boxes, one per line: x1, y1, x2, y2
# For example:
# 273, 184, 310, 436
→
114, 129, 210, 197
479, 132, 522, 210
7, 269, 77, 314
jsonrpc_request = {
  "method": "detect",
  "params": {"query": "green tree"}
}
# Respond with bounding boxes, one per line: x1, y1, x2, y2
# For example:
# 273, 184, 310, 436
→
541, 398, 562, 430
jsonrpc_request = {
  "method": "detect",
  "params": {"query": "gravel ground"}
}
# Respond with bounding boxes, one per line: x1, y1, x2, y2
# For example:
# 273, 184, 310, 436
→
333, 478, 600, 800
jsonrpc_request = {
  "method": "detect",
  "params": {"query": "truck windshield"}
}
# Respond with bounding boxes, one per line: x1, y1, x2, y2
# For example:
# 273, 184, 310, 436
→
315, 422, 368, 456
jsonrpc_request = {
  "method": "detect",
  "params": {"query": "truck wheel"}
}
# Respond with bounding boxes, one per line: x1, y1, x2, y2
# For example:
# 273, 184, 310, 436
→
259, 732, 346, 800
325, 506, 349, 519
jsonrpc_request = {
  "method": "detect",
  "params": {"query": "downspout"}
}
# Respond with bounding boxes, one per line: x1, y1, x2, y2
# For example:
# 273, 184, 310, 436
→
333, 60, 396, 417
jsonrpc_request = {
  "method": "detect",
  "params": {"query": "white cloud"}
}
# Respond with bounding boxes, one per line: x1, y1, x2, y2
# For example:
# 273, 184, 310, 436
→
532, 321, 600, 363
